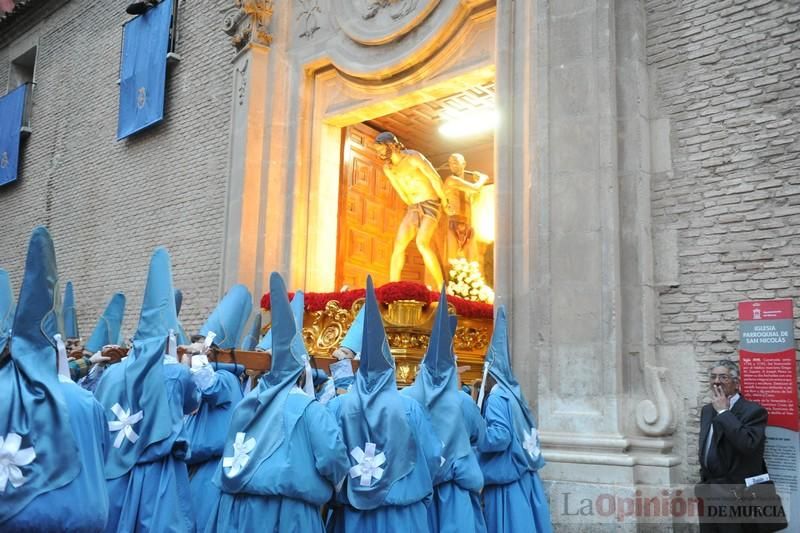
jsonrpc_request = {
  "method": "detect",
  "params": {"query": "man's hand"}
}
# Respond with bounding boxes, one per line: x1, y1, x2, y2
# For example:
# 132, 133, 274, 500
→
333, 347, 356, 360
101, 345, 127, 364
711, 384, 730, 413
89, 351, 111, 365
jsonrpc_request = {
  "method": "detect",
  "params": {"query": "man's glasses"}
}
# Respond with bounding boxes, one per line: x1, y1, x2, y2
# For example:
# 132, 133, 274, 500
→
709, 373, 733, 382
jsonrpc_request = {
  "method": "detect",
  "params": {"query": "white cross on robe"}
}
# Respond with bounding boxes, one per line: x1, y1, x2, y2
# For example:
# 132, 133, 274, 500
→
223, 432, 256, 478
349, 442, 386, 487
523, 427, 540, 460
108, 403, 144, 449
0, 432, 36, 493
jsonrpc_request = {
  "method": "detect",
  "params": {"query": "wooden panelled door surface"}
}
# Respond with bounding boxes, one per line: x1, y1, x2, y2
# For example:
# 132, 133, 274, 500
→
336, 122, 426, 290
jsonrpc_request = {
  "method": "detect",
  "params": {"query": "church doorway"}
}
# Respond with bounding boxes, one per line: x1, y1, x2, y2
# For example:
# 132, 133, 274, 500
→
334, 81, 497, 295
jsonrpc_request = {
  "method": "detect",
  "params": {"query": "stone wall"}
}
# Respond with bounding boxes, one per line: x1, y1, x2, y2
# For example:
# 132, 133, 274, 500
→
0, 0, 236, 336
647, 0, 800, 481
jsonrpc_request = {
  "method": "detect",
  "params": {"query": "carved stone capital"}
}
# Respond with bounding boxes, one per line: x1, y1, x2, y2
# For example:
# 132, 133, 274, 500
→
221, 0, 274, 51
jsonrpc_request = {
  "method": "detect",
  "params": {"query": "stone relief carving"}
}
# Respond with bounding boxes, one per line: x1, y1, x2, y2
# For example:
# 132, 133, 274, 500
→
331, 0, 438, 46
362, 0, 418, 20
635, 364, 676, 437
221, 0, 274, 50
235, 59, 249, 106
297, 0, 322, 39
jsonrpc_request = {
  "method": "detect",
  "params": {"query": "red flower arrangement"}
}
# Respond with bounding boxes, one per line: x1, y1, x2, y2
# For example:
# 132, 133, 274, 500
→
443, 293, 494, 319
375, 281, 434, 305
260, 289, 367, 312
261, 281, 493, 319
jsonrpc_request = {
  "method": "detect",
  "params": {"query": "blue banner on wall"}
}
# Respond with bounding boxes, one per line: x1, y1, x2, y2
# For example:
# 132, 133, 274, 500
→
0, 84, 27, 186
117, 0, 173, 140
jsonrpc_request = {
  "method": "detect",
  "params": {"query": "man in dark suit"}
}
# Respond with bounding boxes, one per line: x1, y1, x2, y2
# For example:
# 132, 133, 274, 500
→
695, 359, 774, 532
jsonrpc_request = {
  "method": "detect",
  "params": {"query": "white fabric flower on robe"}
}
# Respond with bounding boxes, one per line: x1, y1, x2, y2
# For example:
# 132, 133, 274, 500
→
223, 432, 256, 478
349, 442, 386, 487
108, 403, 144, 449
0, 432, 36, 493
523, 427, 541, 460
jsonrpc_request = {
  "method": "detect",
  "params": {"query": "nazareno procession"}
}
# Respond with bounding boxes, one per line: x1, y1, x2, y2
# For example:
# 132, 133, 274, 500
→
0, 227, 552, 533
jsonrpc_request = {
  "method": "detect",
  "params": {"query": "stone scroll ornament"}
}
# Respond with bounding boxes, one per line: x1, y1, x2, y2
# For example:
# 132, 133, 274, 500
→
332, 0, 439, 45
221, 0, 274, 51
635, 364, 676, 437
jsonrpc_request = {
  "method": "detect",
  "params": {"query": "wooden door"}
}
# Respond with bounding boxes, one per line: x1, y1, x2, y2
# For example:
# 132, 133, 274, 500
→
336, 123, 426, 289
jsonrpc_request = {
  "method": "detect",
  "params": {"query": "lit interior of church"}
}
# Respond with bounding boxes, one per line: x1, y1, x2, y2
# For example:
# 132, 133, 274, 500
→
336, 81, 497, 294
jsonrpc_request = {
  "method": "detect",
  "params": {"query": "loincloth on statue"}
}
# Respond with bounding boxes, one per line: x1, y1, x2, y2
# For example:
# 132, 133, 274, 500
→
407, 199, 442, 226
448, 216, 474, 250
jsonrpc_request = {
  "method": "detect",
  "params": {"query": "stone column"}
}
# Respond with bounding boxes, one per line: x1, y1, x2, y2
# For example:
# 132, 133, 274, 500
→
495, 0, 680, 528
220, 0, 298, 301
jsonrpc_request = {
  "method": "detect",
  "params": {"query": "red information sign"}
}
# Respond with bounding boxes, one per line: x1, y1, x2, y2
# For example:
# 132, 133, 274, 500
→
738, 300, 793, 322
738, 299, 799, 432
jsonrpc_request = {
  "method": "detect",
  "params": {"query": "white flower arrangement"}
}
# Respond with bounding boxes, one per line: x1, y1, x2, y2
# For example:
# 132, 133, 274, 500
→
447, 258, 495, 303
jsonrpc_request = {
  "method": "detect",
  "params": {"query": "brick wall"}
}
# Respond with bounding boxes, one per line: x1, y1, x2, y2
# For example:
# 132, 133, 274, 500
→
647, 0, 800, 480
0, 0, 236, 336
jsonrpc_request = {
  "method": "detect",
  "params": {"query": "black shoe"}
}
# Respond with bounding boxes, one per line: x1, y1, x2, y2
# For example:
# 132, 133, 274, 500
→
125, 1, 155, 15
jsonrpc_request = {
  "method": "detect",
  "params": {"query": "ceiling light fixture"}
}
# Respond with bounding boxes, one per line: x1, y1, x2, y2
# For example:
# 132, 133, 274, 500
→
438, 108, 498, 138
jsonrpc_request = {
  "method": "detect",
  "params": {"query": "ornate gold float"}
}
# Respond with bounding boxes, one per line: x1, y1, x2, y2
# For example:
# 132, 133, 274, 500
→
297, 296, 492, 386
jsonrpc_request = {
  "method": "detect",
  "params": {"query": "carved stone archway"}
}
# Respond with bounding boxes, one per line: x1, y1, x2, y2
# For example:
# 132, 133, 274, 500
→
220, 1, 683, 528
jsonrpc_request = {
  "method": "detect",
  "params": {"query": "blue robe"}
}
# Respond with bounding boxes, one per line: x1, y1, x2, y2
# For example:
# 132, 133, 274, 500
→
426, 392, 487, 533
102, 361, 201, 533
3, 379, 110, 532
326, 395, 443, 533
184, 369, 244, 532
206, 389, 349, 533
479, 388, 552, 533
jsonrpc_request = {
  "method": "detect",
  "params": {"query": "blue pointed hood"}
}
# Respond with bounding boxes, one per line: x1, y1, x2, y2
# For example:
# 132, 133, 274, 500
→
358, 277, 394, 387
133, 248, 178, 341
0, 269, 14, 354
11, 228, 63, 376
84, 293, 126, 353
336, 275, 415, 510
217, 273, 310, 492
255, 290, 304, 352
403, 287, 472, 467
95, 247, 177, 478
423, 286, 455, 379
131, 249, 187, 345
484, 305, 543, 470
340, 305, 365, 354
239, 313, 262, 351
61, 281, 79, 339
199, 284, 252, 350
0, 227, 80, 522
269, 287, 306, 377
174, 289, 183, 317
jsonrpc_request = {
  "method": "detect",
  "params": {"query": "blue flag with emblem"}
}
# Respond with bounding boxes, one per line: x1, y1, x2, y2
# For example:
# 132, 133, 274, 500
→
117, 0, 173, 140
0, 84, 27, 186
